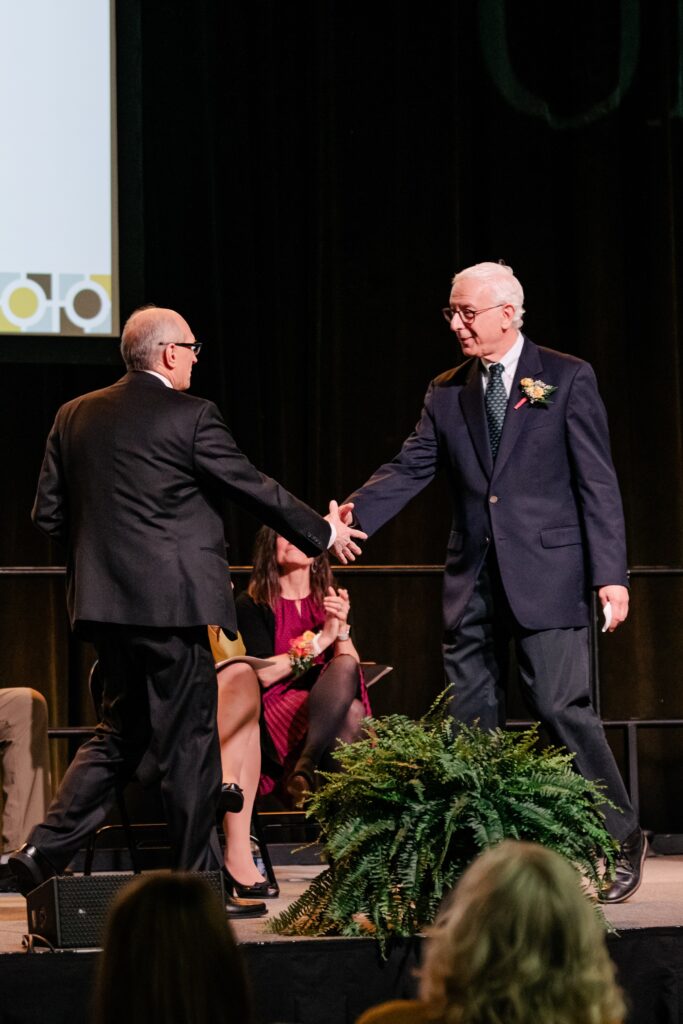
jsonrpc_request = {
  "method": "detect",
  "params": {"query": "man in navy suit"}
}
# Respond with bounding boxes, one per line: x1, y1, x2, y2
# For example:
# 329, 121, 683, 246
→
344, 262, 644, 902
10, 306, 364, 910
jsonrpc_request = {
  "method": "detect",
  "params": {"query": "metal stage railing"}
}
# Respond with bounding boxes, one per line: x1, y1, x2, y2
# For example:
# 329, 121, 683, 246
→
2, 562, 682, 825
591, 566, 683, 823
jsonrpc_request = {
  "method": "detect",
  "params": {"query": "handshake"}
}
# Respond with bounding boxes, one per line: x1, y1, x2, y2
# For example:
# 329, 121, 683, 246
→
324, 500, 367, 565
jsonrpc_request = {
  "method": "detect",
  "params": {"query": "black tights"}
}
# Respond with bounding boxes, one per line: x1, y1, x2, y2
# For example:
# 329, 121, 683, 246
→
294, 655, 364, 777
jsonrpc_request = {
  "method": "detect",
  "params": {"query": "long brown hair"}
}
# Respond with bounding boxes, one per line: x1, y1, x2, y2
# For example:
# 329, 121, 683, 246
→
93, 872, 252, 1024
247, 526, 334, 610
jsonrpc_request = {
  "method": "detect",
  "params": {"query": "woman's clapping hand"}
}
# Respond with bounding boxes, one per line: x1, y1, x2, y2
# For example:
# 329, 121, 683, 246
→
323, 586, 350, 623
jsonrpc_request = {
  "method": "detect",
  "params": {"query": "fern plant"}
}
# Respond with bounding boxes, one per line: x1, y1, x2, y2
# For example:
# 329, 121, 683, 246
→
269, 691, 618, 951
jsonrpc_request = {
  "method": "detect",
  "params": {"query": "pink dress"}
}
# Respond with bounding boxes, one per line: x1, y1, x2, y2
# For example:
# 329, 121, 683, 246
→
258, 595, 370, 796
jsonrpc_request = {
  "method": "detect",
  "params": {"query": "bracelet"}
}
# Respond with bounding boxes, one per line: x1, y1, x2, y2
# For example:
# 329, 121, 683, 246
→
337, 626, 351, 642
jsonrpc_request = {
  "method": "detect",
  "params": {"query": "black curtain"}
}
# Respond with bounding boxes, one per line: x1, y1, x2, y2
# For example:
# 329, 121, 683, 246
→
1, 0, 682, 827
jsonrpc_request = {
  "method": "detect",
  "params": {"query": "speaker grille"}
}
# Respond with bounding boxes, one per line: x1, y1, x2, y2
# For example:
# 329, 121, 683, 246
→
27, 871, 225, 948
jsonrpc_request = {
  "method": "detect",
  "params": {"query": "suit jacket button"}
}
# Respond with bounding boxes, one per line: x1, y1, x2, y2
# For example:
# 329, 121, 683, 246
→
489, 495, 498, 504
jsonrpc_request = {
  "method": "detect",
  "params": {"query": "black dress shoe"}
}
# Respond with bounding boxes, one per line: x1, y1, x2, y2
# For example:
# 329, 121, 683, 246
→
8, 845, 57, 897
0, 864, 20, 893
599, 827, 648, 904
225, 894, 267, 918
223, 867, 279, 899
217, 782, 244, 820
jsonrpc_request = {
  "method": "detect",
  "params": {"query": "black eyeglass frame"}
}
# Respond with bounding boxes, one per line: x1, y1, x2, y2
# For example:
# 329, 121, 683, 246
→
441, 303, 506, 325
158, 341, 203, 354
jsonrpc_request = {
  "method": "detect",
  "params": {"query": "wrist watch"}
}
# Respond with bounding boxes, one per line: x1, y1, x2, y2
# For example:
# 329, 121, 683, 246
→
337, 626, 351, 642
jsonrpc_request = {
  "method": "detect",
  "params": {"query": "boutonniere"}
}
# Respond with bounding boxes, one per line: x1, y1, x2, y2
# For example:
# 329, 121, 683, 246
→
514, 377, 557, 410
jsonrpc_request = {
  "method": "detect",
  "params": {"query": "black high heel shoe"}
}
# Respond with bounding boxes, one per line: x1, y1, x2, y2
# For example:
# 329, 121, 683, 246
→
217, 782, 244, 820
222, 867, 280, 899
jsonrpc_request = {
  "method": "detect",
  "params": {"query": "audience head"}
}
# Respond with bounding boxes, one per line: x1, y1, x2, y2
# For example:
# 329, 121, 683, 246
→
93, 872, 252, 1024
248, 526, 333, 608
420, 840, 624, 1024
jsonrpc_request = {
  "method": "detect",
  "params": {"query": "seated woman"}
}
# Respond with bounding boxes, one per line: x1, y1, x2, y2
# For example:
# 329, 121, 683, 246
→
214, 526, 370, 898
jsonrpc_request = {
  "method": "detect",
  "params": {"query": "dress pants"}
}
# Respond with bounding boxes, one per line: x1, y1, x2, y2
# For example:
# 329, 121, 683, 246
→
28, 625, 223, 872
443, 555, 637, 842
0, 689, 51, 853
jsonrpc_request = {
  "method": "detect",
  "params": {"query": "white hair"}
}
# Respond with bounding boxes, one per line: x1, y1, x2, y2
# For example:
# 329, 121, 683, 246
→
452, 262, 525, 328
120, 306, 184, 370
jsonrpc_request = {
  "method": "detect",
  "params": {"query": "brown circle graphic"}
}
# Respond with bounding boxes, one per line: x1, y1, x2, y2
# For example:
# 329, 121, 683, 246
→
72, 288, 103, 320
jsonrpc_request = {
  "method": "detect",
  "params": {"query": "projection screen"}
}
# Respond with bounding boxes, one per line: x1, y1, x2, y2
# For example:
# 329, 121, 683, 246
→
0, 0, 118, 339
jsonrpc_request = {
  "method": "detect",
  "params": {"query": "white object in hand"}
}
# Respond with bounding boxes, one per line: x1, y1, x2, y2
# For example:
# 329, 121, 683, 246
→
601, 601, 613, 633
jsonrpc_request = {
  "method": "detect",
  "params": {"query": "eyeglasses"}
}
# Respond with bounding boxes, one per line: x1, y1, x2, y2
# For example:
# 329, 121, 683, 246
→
441, 303, 505, 325
159, 341, 203, 354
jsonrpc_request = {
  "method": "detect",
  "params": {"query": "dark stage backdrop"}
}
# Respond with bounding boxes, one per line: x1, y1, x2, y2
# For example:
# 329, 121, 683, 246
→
1, 1, 682, 829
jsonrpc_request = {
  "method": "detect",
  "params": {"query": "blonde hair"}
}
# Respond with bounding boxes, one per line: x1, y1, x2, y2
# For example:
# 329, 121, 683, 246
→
420, 841, 624, 1024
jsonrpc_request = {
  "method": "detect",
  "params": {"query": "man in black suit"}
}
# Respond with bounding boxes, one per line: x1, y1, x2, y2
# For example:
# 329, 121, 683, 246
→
11, 306, 364, 910
343, 262, 644, 902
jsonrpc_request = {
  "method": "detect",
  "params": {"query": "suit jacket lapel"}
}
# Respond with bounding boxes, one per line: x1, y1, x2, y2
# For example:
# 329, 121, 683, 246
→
492, 337, 544, 480
459, 358, 493, 477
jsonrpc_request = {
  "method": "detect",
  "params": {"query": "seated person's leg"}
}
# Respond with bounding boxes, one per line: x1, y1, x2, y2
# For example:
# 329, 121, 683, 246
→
217, 664, 269, 887
223, 725, 272, 889
287, 654, 362, 805
323, 697, 365, 767
0, 688, 51, 856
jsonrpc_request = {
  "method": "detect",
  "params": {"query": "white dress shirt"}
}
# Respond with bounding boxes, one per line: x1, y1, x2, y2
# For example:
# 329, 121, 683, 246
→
480, 331, 525, 398
143, 369, 173, 388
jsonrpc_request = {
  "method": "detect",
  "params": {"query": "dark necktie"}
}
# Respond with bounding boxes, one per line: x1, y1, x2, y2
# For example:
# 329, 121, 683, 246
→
485, 363, 507, 459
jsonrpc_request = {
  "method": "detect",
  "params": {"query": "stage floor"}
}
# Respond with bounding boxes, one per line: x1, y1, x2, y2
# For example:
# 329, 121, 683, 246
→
1, 855, 682, 1024
1, 853, 682, 952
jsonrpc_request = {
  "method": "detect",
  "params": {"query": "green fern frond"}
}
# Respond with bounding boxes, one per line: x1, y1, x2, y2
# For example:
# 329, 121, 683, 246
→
271, 691, 614, 950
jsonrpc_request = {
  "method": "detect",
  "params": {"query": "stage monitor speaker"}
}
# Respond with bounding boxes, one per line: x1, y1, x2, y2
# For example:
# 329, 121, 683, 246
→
26, 871, 225, 949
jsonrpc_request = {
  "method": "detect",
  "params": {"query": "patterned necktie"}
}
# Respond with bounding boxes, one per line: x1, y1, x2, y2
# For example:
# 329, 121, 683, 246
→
485, 363, 507, 459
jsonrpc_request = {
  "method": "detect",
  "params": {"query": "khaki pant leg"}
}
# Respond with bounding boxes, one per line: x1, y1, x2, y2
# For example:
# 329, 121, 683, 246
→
0, 689, 51, 853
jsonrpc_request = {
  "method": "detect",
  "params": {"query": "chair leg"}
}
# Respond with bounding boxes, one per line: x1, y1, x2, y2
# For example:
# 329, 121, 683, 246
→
83, 833, 97, 875
116, 784, 142, 874
82, 787, 143, 875
250, 812, 277, 887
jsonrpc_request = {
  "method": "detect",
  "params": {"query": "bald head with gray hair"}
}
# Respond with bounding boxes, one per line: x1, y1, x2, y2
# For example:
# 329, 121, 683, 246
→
452, 262, 525, 329
120, 306, 188, 371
